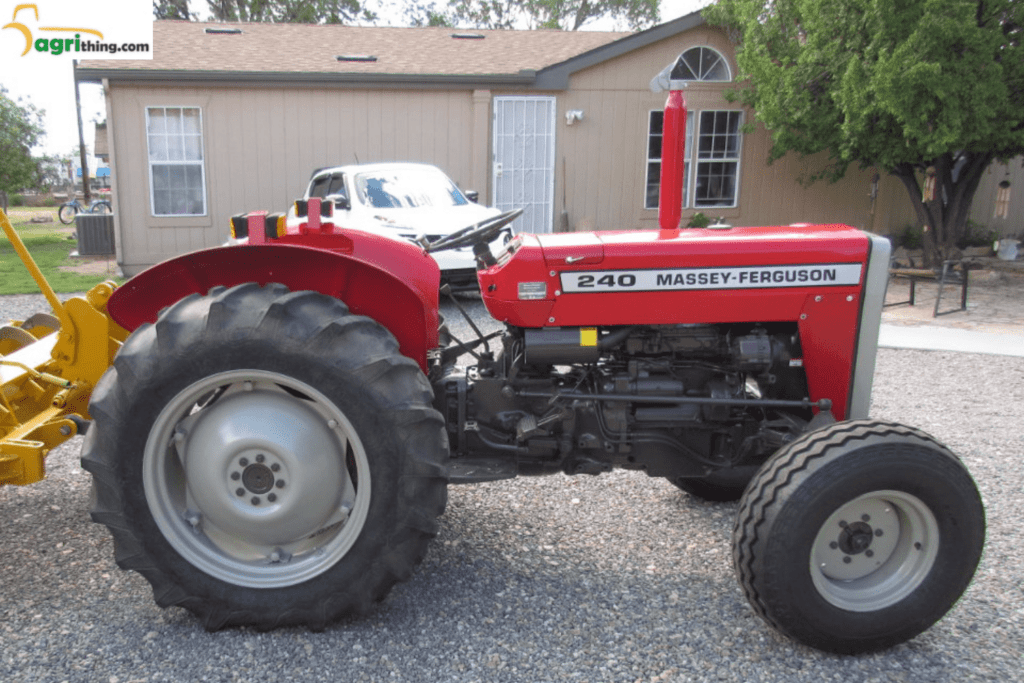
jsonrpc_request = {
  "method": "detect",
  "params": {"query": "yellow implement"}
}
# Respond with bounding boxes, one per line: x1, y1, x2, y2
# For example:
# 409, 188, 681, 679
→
0, 208, 125, 485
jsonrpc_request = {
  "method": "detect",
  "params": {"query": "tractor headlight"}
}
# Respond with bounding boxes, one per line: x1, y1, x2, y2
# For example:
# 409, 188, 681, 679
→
518, 282, 547, 300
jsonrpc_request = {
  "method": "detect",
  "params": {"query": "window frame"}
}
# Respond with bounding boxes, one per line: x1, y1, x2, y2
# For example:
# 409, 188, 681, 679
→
145, 106, 208, 218
644, 108, 743, 212
672, 46, 732, 83
693, 110, 744, 210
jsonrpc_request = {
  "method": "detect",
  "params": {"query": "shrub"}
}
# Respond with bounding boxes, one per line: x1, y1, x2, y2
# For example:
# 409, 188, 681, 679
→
895, 224, 923, 250
956, 220, 999, 249
686, 212, 710, 229
10, 194, 24, 206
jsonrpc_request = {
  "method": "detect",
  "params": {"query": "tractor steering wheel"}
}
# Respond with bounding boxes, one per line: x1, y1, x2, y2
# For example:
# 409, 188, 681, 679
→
425, 209, 523, 254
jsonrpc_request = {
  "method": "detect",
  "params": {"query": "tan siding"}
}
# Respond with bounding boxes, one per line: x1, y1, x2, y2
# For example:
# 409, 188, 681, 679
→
111, 84, 479, 273
971, 158, 1024, 239
560, 29, 918, 238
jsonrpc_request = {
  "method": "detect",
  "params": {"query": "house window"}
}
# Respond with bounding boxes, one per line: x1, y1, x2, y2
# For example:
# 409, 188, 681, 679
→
146, 107, 206, 216
694, 110, 743, 208
645, 110, 742, 210
671, 47, 731, 82
644, 110, 694, 210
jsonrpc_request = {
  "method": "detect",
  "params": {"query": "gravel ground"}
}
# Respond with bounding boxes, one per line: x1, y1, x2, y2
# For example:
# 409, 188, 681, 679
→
1, 293, 1021, 683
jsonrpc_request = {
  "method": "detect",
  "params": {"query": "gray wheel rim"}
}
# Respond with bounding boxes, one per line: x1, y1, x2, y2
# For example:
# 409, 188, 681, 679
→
143, 369, 372, 588
810, 490, 939, 612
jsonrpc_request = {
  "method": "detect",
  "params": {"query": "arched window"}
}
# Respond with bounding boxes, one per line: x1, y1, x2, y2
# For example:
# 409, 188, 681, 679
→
671, 46, 731, 82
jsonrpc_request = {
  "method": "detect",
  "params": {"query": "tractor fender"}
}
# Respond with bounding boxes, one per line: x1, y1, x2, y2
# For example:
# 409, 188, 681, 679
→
106, 241, 441, 370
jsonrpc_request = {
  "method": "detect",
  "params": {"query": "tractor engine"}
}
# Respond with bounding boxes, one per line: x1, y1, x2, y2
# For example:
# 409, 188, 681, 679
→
436, 320, 820, 483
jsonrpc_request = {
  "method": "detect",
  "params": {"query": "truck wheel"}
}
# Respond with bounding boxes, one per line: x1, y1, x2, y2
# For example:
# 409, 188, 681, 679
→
671, 466, 757, 502
81, 283, 448, 630
733, 419, 984, 654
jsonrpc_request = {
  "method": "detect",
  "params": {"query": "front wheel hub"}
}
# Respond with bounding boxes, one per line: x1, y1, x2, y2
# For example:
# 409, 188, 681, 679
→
810, 490, 939, 612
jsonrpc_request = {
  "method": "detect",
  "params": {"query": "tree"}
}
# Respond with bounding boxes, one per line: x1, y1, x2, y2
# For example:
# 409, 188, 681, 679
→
0, 87, 46, 210
207, 0, 375, 24
704, 0, 1024, 265
411, 0, 658, 31
153, 0, 193, 20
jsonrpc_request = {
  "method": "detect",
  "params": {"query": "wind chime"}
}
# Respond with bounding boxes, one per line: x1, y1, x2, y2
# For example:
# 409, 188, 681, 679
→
994, 179, 1011, 219
922, 167, 937, 202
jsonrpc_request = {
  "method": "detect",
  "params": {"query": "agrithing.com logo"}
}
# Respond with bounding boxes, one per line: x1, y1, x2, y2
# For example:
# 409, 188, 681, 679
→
0, 0, 152, 62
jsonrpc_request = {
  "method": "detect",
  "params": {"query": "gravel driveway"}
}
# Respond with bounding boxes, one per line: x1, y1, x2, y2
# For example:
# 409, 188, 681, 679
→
1, 294, 1021, 682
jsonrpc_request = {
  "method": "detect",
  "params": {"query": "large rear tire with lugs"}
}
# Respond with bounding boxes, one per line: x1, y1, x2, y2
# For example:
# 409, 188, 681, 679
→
733, 419, 984, 654
81, 283, 448, 630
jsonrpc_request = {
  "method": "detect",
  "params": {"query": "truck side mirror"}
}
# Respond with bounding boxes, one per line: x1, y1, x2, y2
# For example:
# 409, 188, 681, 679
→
464, 190, 480, 204
326, 194, 350, 211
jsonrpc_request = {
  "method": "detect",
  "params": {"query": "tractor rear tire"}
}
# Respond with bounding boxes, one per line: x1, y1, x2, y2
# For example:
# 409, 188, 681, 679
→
733, 419, 984, 654
81, 283, 449, 630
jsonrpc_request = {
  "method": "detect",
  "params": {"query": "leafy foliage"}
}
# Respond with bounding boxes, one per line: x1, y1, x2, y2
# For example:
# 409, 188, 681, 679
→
0, 88, 46, 199
408, 0, 658, 31
705, 0, 1024, 264
206, 0, 375, 24
153, 0, 194, 20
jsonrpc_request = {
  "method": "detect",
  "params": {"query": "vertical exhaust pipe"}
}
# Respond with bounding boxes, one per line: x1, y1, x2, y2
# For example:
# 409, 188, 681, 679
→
658, 89, 687, 237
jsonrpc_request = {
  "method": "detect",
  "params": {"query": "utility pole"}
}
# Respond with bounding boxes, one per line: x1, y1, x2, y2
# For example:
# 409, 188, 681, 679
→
73, 60, 91, 204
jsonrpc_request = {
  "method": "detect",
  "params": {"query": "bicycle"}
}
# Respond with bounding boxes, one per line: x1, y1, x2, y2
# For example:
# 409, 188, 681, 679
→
58, 197, 112, 225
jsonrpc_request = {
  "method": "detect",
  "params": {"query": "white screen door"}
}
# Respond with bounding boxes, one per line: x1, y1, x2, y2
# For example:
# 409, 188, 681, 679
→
492, 96, 556, 234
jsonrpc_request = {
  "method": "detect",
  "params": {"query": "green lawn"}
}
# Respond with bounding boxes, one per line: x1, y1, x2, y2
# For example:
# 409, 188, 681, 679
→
0, 209, 124, 295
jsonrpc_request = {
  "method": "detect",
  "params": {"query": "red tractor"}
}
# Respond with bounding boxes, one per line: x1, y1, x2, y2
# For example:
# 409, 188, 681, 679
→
74, 91, 982, 654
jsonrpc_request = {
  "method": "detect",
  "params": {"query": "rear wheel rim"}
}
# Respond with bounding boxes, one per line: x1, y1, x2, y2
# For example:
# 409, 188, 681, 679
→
143, 369, 372, 589
810, 490, 939, 612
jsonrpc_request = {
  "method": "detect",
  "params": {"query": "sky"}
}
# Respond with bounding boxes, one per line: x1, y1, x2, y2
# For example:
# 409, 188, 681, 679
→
0, 0, 714, 165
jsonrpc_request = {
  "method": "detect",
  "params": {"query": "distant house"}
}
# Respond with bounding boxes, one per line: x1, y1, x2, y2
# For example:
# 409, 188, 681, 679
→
77, 14, 920, 276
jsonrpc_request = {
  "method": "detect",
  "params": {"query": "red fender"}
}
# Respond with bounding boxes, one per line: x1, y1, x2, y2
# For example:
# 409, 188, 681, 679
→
107, 236, 441, 371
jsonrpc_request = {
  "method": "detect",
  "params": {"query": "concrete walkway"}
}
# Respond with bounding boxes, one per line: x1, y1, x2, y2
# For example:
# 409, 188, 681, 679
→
878, 324, 1024, 357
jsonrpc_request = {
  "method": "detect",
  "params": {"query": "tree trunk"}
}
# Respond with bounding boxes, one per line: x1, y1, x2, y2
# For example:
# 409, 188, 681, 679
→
892, 153, 993, 268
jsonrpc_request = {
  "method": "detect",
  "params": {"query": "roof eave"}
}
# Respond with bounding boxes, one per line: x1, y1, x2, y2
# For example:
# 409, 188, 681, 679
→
534, 11, 706, 89
75, 66, 538, 90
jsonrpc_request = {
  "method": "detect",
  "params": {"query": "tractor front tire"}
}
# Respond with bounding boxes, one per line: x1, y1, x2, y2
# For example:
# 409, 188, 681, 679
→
733, 419, 984, 654
81, 283, 448, 630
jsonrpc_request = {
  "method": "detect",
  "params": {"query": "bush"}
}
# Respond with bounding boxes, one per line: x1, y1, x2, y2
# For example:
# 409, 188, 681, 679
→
686, 212, 711, 229
10, 194, 24, 206
956, 221, 999, 249
894, 224, 923, 250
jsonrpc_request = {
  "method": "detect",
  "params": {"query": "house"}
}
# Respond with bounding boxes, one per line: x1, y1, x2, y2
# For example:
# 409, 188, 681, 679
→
76, 13, 919, 276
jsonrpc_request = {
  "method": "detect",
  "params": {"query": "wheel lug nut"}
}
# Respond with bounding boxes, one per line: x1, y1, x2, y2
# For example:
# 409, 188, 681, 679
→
875, 529, 884, 537
239, 457, 249, 467
838, 520, 848, 528
268, 493, 277, 502
231, 472, 241, 481
914, 542, 922, 550
251, 497, 260, 505
865, 550, 874, 558
861, 514, 870, 522
843, 556, 852, 564
271, 463, 280, 472
276, 480, 286, 489
256, 454, 265, 463
829, 541, 838, 550
235, 488, 245, 497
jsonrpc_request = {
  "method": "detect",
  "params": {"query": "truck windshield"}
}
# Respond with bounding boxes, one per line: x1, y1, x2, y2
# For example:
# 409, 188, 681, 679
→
354, 168, 468, 209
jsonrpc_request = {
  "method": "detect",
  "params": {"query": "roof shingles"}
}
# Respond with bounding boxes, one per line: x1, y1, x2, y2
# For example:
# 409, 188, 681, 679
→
78, 21, 631, 78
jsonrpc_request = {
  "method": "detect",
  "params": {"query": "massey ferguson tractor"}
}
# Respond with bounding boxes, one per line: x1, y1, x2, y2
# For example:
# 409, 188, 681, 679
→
0, 91, 984, 655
